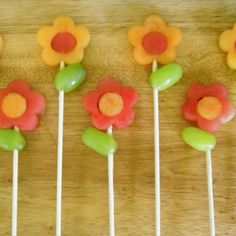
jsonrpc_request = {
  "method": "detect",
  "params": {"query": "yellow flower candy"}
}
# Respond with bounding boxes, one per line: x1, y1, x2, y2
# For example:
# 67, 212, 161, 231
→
219, 23, 236, 70
128, 16, 182, 65
37, 16, 90, 67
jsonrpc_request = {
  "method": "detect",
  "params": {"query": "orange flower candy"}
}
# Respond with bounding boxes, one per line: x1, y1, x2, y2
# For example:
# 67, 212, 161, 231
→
219, 23, 236, 69
128, 16, 182, 65
37, 16, 90, 66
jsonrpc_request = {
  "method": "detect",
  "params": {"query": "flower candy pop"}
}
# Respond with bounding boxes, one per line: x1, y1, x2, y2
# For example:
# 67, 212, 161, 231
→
37, 16, 90, 236
128, 16, 183, 236
182, 83, 235, 236
0, 80, 45, 236
82, 78, 137, 236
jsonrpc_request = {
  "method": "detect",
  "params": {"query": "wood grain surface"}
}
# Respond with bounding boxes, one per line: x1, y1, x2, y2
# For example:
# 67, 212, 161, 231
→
0, 0, 235, 235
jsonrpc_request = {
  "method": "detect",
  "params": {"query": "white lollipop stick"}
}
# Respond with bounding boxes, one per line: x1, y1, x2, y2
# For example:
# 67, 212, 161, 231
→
206, 150, 215, 236
12, 128, 19, 236
107, 125, 115, 236
152, 59, 160, 236
56, 61, 65, 236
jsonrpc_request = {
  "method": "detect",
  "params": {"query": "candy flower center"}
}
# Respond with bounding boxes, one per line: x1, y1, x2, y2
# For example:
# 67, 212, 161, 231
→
2, 93, 27, 118
51, 32, 77, 53
142, 31, 168, 55
98, 92, 124, 117
197, 96, 222, 120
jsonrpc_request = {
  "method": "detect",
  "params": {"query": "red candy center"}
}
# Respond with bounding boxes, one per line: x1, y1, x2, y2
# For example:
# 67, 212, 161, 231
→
142, 31, 168, 55
51, 32, 77, 53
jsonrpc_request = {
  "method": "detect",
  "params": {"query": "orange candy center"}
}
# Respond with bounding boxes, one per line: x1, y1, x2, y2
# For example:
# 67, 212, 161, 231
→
98, 93, 124, 117
51, 32, 77, 53
2, 93, 27, 118
142, 31, 168, 55
197, 96, 222, 120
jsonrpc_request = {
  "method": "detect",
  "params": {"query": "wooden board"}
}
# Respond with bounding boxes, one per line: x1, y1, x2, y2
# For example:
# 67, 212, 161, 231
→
0, 0, 235, 235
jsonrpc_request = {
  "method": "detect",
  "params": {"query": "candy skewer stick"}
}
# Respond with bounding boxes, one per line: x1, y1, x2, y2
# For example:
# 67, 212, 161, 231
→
82, 78, 137, 235
128, 16, 182, 236
107, 125, 115, 236
37, 22, 90, 235
152, 60, 161, 236
12, 130, 19, 236
37, 17, 89, 236
206, 150, 215, 236
56, 61, 65, 236
0, 80, 45, 236
182, 82, 235, 235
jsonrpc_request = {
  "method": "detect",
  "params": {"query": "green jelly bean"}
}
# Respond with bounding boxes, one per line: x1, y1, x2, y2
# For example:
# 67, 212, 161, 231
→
54, 64, 86, 93
149, 63, 183, 91
0, 129, 26, 151
82, 127, 118, 156
182, 127, 216, 152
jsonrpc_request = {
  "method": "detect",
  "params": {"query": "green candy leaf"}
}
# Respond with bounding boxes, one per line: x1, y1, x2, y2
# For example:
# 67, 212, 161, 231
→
54, 64, 86, 93
0, 129, 26, 151
149, 63, 183, 91
182, 127, 216, 152
82, 127, 118, 156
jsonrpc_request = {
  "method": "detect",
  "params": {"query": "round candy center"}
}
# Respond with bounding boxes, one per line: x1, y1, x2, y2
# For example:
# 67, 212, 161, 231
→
142, 31, 168, 55
51, 32, 77, 53
98, 93, 124, 117
2, 93, 27, 118
197, 96, 222, 120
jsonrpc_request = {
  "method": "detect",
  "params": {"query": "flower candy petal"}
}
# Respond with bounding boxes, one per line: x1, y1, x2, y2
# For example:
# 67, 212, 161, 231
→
220, 100, 236, 124
219, 29, 236, 52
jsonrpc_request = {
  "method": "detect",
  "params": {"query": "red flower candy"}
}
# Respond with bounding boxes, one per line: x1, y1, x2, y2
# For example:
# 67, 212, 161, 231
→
83, 78, 137, 130
183, 83, 235, 132
0, 80, 46, 131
